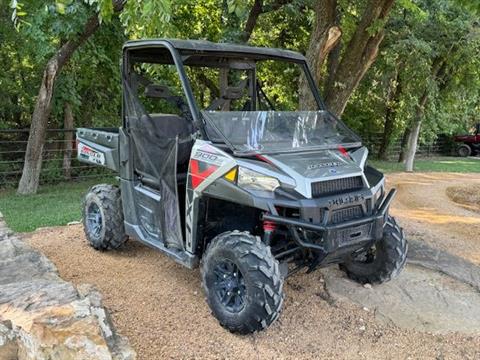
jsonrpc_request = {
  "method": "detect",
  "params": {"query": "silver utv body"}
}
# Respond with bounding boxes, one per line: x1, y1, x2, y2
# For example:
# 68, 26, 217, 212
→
76, 39, 395, 271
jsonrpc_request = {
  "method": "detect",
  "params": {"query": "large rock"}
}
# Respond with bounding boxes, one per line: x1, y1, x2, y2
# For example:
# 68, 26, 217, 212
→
323, 265, 480, 334
0, 218, 135, 360
408, 239, 480, 291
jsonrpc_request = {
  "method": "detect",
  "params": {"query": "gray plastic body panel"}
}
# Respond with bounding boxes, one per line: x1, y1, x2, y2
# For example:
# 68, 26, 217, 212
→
76, 128, 120, 172
120, 178, 198, 269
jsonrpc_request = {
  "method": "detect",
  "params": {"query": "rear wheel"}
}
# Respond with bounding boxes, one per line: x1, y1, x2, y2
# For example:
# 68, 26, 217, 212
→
201, 231, 284, 334
457, 144, 472, 157
83, 184, 127, 250
340, 216, 407, 284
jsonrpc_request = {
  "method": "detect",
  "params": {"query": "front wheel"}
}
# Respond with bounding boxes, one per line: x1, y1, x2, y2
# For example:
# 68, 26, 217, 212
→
201, 231, 284, 334
340, 216, 407, 284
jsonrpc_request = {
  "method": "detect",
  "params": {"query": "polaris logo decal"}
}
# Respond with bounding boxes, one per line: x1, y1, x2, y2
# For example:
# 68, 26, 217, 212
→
307, 161, 341, 170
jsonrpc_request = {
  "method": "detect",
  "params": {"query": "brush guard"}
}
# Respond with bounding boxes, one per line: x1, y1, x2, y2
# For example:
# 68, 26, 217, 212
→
262, 189, 397, 272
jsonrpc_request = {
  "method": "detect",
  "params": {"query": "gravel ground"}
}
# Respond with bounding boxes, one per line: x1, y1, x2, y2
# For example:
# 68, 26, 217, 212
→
24, 172, 480, 359
387, 172, 480, 265
446, 184, 480, 214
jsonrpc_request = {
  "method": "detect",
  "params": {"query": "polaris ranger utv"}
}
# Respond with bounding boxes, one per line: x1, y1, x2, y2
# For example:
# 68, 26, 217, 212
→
77, 39, 407, 334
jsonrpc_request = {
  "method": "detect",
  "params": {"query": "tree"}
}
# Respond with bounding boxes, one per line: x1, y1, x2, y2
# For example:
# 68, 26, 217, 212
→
404, 57, 444, 171
378, 64, 402, 159
300, 0, 396, 116
400, 0, 480, 171
339, 0, 480, 164
16, 0, 125, 194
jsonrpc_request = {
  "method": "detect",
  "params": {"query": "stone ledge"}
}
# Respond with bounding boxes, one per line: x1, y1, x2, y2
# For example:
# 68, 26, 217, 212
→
0, 219, 135, 360
408, 239, 480, 292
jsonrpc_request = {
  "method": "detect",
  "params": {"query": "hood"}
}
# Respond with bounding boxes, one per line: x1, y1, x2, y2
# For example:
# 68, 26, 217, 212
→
265, 148, 366, 178
262, 147, 368, 198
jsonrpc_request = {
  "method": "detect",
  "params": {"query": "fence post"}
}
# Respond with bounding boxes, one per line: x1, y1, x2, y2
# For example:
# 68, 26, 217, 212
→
62, 103, 74, 180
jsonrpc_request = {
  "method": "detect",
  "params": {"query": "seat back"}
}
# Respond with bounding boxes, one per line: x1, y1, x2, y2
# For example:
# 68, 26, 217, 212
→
143, 113, 194, 165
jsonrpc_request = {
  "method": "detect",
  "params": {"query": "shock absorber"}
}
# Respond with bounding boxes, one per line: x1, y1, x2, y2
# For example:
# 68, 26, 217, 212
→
263, 220, 277, 245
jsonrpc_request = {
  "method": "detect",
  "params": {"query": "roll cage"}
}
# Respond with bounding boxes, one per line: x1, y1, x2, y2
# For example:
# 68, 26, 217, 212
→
121, 38, 325, 140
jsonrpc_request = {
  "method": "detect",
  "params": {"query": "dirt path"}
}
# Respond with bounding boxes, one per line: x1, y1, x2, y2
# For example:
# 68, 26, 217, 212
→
24, 172, 480, 359
387, 172, 480, 264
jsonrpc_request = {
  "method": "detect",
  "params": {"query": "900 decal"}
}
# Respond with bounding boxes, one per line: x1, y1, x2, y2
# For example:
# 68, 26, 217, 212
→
192, 149, 225, 166
78, 142, 105, 165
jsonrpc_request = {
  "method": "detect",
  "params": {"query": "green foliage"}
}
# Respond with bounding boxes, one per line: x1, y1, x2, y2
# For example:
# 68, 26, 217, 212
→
121, 0, 173, 37
2, 0, 127, 130
343, 0, 480, 147
1, 0, 479, 170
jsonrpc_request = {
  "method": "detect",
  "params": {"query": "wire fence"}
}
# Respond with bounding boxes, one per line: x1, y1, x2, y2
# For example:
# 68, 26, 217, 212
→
0, 128, 113, 188
362, 133, 454, 160
0, 128, 453, 189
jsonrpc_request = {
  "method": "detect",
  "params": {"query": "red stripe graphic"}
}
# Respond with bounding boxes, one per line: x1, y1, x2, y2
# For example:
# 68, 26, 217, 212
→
189, 159, 218, 189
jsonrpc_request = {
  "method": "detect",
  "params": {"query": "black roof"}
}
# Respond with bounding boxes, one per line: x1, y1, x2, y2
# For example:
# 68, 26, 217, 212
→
123, 39, 306, 63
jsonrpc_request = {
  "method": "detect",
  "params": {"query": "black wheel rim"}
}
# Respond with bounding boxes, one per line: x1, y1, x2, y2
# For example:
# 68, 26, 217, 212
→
86, 202, 102, 239
213, 260, 246, 313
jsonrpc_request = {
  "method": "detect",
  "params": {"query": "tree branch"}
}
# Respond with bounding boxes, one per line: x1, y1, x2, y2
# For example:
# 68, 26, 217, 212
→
241, 0, 294, 43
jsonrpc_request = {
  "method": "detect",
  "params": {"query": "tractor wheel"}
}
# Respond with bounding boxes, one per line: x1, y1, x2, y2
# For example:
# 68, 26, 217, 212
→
457, 144, 472, 157
82, 184, 127, 250
340, 216, 407, 285
201, 231, 284, 334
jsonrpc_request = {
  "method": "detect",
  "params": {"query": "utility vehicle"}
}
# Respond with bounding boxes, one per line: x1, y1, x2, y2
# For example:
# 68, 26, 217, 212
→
454, 123, 480, 157
77, 39, 407, 334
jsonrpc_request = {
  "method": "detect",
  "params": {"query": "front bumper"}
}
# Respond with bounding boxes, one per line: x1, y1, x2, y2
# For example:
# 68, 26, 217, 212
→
263, 189, 396, 260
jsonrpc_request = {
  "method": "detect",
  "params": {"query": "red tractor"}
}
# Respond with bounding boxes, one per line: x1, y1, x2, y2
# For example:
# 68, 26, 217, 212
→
454, 123, 480, 157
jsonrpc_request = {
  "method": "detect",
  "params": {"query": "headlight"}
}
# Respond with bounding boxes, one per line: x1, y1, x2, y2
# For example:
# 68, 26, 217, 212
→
237, 167, 280, 192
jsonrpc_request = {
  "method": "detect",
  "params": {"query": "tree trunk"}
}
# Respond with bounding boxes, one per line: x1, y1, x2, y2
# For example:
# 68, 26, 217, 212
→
404, 91, 428, 171
378, 68, 402, 160
398, 126, 411, 163
323, 4, 342, 96
17, 1, 124, 194
323, 0, 395, 116
62, 102, 74, 180
299, 0, 341, 110
404, 120, 422, 172
403, 57, 446, 171
17, 59, 59, 194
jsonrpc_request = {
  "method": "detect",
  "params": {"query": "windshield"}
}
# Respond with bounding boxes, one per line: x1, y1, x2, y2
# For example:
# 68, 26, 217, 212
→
203, 110, 361, 154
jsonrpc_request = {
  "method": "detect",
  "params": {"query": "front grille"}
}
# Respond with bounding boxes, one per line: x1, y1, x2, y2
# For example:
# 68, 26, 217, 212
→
311, 176, 363, 197
330, 206, 363, 224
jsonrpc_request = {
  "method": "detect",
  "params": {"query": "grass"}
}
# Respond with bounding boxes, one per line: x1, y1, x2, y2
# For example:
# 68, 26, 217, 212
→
0, 177, 115, 233
369, 156, 480, 173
